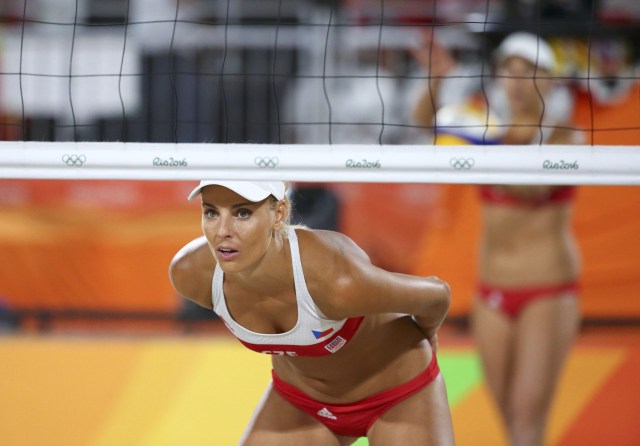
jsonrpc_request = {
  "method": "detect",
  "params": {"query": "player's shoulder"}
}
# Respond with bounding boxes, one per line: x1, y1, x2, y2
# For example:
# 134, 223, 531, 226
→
293, 228, 371, 299
169, 236, 215, 308
292, 228, 372, 318
294, 227, 369, 266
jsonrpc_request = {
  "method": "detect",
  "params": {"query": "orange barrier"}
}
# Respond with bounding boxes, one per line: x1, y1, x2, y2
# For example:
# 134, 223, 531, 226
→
0, 178, 639, 318
572, 82, 640, 146
0, 206, 200, 311
0, 180, 201, 312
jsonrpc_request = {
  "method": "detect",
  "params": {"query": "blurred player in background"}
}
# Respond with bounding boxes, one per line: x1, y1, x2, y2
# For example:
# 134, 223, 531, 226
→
413, 31, 583, 446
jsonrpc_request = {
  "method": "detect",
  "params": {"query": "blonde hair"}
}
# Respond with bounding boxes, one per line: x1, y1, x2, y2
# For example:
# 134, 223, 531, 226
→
269, 182, 307, 236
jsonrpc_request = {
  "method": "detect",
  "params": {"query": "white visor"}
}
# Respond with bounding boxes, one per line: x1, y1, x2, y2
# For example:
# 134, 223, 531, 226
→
188, 180, 286, 202
494, 32, 556, 72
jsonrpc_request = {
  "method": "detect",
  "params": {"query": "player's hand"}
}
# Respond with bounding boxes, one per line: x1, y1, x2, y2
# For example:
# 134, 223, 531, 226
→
410, 28, 456, 78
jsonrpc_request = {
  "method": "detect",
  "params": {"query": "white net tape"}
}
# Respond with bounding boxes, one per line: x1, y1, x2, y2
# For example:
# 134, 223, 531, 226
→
0, 141, 638, 185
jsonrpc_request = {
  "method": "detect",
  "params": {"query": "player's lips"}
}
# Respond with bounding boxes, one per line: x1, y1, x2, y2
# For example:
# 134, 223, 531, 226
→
217, 246, 239, 260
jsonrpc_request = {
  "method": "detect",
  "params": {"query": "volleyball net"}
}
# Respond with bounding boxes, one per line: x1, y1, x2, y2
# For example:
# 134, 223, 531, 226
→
1, 0, 640, 328
1, 141, 639, 185
0, 0, 639, 185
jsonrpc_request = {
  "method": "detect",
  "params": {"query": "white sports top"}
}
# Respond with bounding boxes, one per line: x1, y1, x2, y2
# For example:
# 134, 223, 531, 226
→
212, 228, 363, 357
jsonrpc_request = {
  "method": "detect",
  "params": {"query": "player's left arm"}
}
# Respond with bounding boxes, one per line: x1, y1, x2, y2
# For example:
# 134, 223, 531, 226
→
301, 230, 450, 342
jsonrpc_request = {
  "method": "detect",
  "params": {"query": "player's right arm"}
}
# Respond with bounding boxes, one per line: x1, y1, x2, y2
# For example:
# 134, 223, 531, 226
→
169, 236, 215, 309
411, 29, 457, 130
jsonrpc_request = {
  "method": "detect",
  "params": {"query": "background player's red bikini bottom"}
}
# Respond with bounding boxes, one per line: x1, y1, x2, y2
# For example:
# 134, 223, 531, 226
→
478, 282, 579, 319
271, 354, 440, 437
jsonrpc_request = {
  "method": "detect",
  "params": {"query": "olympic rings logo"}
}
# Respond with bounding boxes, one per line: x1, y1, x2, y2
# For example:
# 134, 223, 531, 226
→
449, 157, 475, 170
254, 156, 279, 168
62, 154, 87, 167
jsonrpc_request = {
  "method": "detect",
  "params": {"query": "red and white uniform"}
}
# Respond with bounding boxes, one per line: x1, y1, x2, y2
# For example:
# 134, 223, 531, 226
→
212, 228, 364, 357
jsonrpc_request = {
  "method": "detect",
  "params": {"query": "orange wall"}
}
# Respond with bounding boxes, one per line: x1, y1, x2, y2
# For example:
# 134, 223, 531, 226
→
572, 83, 640, 146
0, 180, 201, 312
0, 180, 639, 319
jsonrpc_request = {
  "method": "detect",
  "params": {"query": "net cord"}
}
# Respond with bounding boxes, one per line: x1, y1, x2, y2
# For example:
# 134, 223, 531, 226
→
0, 141, 637, 185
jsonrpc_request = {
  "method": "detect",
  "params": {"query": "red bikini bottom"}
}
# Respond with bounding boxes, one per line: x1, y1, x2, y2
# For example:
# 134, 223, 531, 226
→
271, 354, 440, 437
478, 281, 579, 319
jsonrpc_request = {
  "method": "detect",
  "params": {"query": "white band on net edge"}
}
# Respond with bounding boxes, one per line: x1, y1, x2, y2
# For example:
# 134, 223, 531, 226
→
0, 141, 638, 185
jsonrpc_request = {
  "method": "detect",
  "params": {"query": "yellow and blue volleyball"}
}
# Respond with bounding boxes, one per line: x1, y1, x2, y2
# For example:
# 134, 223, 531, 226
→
434, 102, 505, 145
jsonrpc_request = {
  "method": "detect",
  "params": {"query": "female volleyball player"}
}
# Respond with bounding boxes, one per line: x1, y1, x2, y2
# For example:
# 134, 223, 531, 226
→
413, 32, 582, 446
169, 180, 454, 445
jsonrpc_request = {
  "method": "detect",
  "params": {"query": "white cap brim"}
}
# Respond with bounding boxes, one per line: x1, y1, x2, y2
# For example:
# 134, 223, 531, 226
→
494, 32, 555, 72
188, 181, 286, 202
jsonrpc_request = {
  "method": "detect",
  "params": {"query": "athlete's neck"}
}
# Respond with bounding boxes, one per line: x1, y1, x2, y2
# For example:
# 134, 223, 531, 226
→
227, 232, 292, 293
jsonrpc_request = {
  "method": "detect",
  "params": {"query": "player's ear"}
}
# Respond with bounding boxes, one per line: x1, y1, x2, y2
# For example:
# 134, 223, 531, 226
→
272, 199, 287, 231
